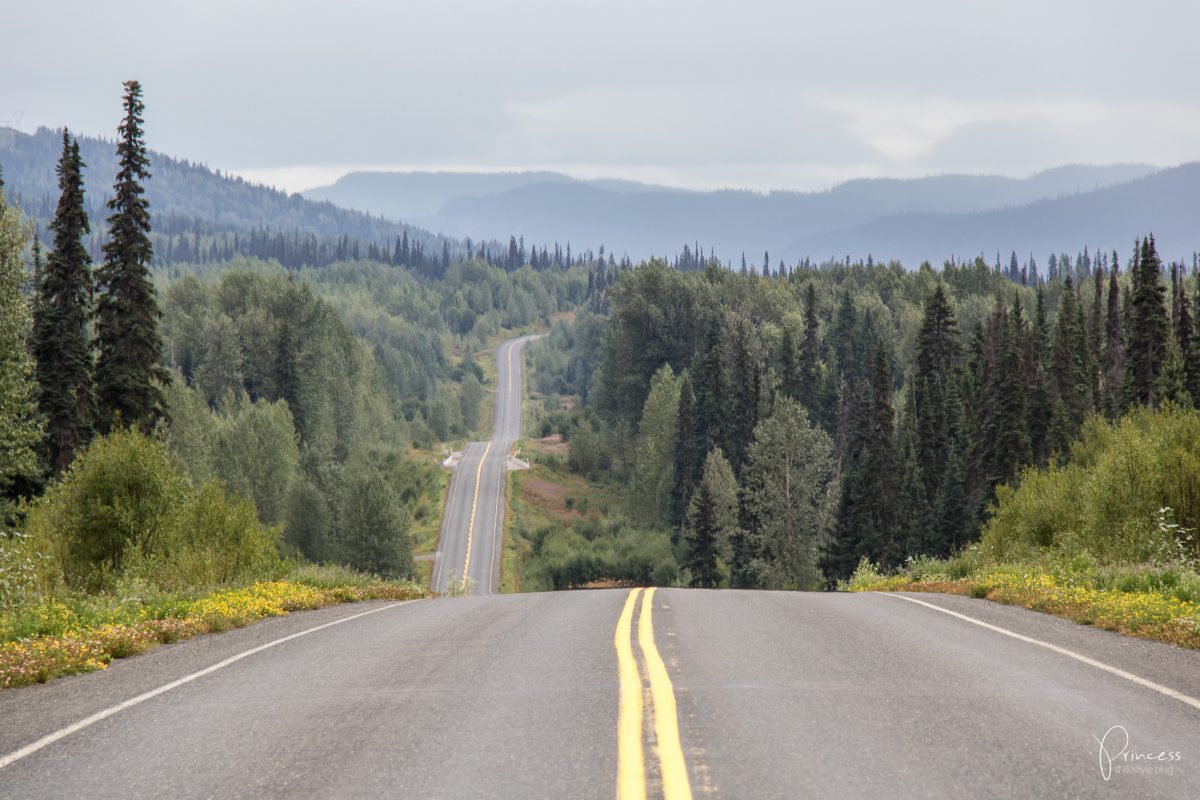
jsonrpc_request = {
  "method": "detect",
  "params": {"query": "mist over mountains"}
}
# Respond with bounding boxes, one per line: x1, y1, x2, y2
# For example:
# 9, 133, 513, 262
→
0, 126, 450, 253
5, 122, 1195, 270
306, 163, 1200, 267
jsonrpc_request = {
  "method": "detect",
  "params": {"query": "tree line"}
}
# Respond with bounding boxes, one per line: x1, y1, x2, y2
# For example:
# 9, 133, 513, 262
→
3, 81, 166, 497
537, 245, 1198, 588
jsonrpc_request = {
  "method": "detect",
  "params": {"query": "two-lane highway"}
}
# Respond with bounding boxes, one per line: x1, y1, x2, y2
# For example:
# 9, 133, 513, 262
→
431, 334, 539, 595
2, 589, 1198, 798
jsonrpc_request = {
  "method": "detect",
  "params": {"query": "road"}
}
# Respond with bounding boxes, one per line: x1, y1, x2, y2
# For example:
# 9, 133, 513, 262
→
431, 334, 539, 595
1, 589, 1197, 798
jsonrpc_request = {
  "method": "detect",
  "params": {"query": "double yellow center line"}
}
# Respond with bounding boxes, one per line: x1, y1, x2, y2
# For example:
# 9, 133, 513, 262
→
459, 439, 492, 589
615, 588, 693, 800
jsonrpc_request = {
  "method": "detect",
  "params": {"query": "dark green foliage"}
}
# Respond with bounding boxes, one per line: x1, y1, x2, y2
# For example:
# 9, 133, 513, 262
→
827, 343, 899, 580
738, 398, 834, 589
1047, 278, 1090, 454
1176, 279, 1200, 403
595, 259, 704, 424
724, 313, 764, 472
94, 81, 170, 431
1123, 236, 1170, 408
671, 373, 700, 528
1026, 287, 1053, 461
22, 428, 279, 593
682, 448, 738, 588
332, 459, 413, 579
33, 131, 94, 473
0, 186, 44, 521
912, 285, 960, 504
692, 316, 728, 462
1102, 258, 1124, 418
797, 283, 826, 426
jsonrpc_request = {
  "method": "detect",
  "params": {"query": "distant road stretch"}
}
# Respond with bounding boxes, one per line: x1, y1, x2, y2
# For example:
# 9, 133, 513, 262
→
430, 334, 539, 595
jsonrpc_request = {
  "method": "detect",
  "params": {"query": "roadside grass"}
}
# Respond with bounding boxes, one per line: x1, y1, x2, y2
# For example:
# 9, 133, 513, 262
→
501, 437, 621, 593
405, 448, 450, 557
0, 564, 428, 691
845, 554, 1200, 649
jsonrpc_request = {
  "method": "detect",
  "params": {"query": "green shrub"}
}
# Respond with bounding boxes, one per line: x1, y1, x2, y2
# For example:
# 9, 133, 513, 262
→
21, 429, 284, 594
982, 408, 1200, 565
24, 428, 188, 592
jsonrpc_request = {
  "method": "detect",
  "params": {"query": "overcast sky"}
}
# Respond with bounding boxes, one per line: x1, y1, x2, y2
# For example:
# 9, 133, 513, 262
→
6, 0, 1200, 193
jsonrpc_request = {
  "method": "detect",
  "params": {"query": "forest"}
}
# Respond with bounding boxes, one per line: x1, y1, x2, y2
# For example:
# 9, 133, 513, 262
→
522, 243, 1200, 590
0, 83, 598, 656
4, 83, 1200, 615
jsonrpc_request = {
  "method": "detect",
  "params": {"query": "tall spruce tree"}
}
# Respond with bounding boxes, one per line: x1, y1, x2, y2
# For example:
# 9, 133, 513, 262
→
827, 342, 899, 577
671, 372, 700, 529
972, 296, 1030, 517
1046, 277, 1091, 453
33, 131, 94, 473
1123, 235, 1169, 409
1189, 277, 1200, 403
896, 384, 931, 558
798, 283, 824, 423
1026, 287, 1052, 461
913, 285, 959, 504
1175, 280, 1200, 403
94, 80, 170, 432
692, 315, 726, 462
683, 448, 739, 588
1102, 255, 1124, 418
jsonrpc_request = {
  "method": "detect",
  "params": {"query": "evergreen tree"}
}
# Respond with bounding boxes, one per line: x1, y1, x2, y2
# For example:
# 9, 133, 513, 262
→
671, 373, 700, 529
682, 448, 738, 587
630, 364, 681, 526
33, 132, 95, 473
1026, 287, 1053, 461
1123, 236, 1169, 409
1047, 277, 1091, 453
1088, 266, 1104, 409
1189, 277, 1200, 403
725, 313, 762, 471
913, 285, 959, 503
972, 296, 1030, 516
896, 385, 931, 558
798, 282, 823, 421
828, 342, 900, 578
738, 398, 833, 588
1175, 280, 1200, 403
1102, 256, 1124, 418
778, 324, 799, 400
0, 186, 44, 522
94, 81, 170, 432
692, 315, 727, 460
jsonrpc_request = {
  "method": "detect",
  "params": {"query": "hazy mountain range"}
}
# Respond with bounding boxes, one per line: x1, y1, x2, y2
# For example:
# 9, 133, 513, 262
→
4, 123, 1195, 269
306, 163, 1200, 266
0, 126, 449, 252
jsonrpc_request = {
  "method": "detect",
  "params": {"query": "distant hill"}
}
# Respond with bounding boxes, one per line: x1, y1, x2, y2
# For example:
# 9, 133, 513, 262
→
302, 164, 1167, 264
784, 163, 1200, 266
0, 126, 451, 253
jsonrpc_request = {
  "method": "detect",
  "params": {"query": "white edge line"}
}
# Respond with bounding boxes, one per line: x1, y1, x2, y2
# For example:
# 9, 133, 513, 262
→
0, 599, 419, 771
881, 592, 1200, 713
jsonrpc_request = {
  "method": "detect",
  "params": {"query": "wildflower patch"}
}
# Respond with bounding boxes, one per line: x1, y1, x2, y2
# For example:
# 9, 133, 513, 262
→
0, 580, 426, 691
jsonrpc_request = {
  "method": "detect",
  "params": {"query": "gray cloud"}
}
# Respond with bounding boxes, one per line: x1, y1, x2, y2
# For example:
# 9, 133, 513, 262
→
5, 0, 1198, 192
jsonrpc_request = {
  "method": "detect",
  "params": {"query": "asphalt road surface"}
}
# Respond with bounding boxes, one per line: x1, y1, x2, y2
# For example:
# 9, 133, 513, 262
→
431, 334, 539, 595
2, 589, 1197, 798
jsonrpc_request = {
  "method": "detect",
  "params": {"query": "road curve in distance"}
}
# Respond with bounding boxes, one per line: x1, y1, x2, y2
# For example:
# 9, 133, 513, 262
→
430, 333, 540, 595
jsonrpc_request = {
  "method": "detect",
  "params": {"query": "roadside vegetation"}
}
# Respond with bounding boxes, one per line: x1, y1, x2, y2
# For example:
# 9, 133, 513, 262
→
0, 85, 607, 689
848, 407, 1200, 648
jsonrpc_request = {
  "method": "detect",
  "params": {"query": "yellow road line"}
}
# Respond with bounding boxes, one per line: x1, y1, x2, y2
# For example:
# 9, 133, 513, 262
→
615, 588, 646, 800
638, 588, 693, 800
459, 439, 493, 588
